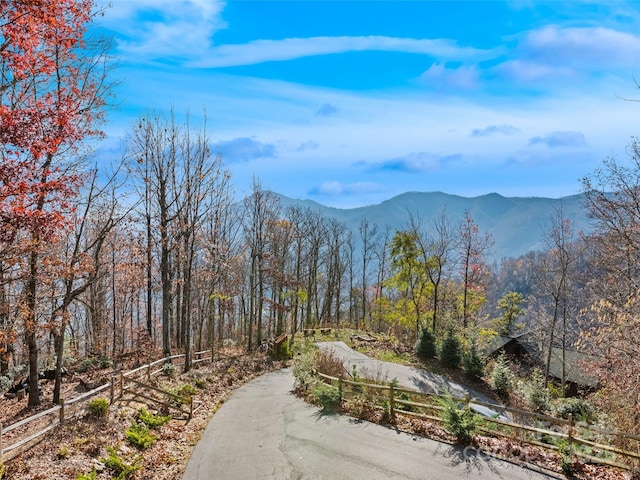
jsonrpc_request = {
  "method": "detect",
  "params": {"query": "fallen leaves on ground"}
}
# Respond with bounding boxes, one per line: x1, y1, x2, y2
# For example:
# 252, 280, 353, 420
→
1, 351, 285, 479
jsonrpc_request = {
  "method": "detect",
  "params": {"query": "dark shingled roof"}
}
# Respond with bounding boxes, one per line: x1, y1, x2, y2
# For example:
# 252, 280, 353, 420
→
484, 332, 598, 388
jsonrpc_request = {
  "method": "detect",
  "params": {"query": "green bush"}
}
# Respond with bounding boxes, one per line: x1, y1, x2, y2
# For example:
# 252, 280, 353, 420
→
275, 339, 291, 360
76, 358, 96, 373
396, 391, 415, 412
178, 383, 197, 397
311, 381, 341, 412
75, 469, 97, 480
292, 349, 315, 390
0, 376, 11, 393
555, 439, 575, 476
521, 369, 550, 413
125, 422, 157, 449
560, 454, 574, 476
100, 446, 141, 479
439, 327, 461, 369
463, 339, 485, 380
76, 356, 112, 373
87, 398, 109, 419
162, 362, 177, 377
439, 393, 479, 445
57, 445, 71, 459
137, 407, 172, 429
491, 353, 513, 396
415, 327, 437, 360
168, 383, 197, 407
554, 397, 596, 423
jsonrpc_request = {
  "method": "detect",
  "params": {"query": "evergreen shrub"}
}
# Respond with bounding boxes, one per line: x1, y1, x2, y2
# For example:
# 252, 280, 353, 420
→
440, 327, 461, 369
491, 353, 513, 396
415, 327, 437, 360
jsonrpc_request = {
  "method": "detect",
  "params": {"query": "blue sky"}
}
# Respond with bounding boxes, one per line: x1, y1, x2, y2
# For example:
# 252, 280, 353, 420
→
95, 1, 640, 208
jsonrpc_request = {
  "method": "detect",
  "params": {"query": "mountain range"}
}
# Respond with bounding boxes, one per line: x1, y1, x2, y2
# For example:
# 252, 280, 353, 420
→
274, 191, 593, 263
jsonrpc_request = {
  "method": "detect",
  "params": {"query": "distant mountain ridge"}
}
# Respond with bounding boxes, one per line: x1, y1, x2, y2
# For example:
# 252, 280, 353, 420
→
273, 191, 592, 262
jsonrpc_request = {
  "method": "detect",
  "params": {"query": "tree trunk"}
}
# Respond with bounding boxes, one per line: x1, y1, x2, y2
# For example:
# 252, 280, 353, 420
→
53, 331, 64, 404
27, 249, 40, 407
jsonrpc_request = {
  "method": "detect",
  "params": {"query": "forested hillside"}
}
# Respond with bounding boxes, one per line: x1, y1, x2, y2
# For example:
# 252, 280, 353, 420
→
274, 190, 592, 262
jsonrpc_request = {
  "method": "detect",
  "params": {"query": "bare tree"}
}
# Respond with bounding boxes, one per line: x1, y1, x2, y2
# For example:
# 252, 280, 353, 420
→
533, 204, 585, 393
284, 206, 308, 335
301, 209, 328, 329
128, 112, 180, 359
50, 166, 131, 402
173, 116, 224, 372
321, 218, 348, 327
243, 179, 280, 350
582, 146, 640, 305
372, 225, 391, 331
358, 219, 379, 330
457, 210, 493, 329
407, 209, 455, 334
578, 146, 640, 435
202, 168, 237, 349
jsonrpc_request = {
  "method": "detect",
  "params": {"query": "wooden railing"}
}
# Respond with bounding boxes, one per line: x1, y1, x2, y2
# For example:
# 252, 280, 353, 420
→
0, 348, 223, 462
316, 371, 640, 471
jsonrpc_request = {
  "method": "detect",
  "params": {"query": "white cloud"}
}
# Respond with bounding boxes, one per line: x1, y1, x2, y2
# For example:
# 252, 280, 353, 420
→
296, 141, 319, 152
471, 125, 520, 137
316, 103, 339, 117
102, 61, 639, 208
420, 63, 480, 90
369, 152, 450, 173
217, 137, 276, 163
529, 131, 587, 148
495, 59, 574, 82
493, 26, 640, 85
523, 26, 640, 67
190, 36, 496, 68
101, 0, 226, 59
309, 181, 383, 196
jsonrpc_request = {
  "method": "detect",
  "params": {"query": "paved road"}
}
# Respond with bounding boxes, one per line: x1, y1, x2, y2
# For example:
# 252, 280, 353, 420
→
316, 341, 508, 419
182, 368, 559, 480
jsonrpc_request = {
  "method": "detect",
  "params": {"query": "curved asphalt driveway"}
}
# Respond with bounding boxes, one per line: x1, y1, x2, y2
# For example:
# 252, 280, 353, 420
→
316, 341, 508, 419
182, 367, 559, 480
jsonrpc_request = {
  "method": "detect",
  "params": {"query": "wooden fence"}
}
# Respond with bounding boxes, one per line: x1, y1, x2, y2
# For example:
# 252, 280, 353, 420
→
317, 371, 640, 471
0, 348, 224, 463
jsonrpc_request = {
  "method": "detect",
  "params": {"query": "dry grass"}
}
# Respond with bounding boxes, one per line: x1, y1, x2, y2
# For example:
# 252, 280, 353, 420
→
314, 350, 347, 378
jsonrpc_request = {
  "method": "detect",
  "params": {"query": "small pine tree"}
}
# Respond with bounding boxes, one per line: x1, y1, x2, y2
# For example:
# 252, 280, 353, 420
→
439, 393, 479, 445
522, 368, 550, 413
440, 327, 461, 369
415, 327, 437, 360
463, 338, 485, 380
491, 353, 513, 396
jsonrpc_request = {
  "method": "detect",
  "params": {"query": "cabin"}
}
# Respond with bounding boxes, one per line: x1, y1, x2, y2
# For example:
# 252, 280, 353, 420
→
484, 332, 599, 396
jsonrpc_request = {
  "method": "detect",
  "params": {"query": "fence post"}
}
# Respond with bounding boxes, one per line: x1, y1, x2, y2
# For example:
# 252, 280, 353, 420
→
59, 399, 65, 424
119, 371, 124, 399
189, 396, 194, 420
465, 392, 470, 409
110, 377, 115, 404
568, 413, 573, 449
147, 362, 151, 381
389, 384, 395, 422
338, 377, 343, 402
